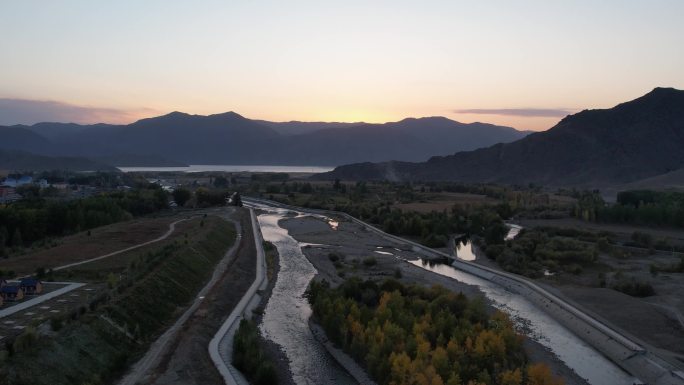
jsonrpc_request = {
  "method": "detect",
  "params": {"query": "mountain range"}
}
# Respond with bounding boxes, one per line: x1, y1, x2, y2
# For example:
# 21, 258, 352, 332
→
316, 88, 684, 188
0, 113, 528, 170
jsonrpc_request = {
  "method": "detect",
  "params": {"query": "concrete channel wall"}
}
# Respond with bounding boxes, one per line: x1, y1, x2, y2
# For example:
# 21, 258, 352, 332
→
209, 209, 268, 385
245, 197, 684, 385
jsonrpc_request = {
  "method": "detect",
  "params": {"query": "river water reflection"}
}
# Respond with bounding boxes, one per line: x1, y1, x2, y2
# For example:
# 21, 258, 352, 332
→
257, 209, 356, 385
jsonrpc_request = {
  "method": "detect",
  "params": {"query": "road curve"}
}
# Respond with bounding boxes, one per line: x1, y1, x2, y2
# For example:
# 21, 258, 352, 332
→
208, 208, 267, 385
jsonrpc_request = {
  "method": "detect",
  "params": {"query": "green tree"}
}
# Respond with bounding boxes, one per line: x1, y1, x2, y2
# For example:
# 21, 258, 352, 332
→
172, 188, 192, 207
12, 228, 23, 247
214, 176, 229, 188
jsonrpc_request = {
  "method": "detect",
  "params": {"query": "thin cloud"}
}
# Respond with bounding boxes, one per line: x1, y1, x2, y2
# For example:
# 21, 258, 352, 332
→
454, 107, 577, 118
0, 98, 159, 125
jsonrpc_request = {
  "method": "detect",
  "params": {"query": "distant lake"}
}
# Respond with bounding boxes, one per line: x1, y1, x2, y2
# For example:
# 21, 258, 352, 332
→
117, 165, 335, 173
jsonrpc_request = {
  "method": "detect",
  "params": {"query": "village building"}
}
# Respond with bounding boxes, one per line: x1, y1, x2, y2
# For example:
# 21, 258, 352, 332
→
1, 175, 33, 188
19, 277, 43, 295
0, 186, 22, 204
1, 285, 24, 302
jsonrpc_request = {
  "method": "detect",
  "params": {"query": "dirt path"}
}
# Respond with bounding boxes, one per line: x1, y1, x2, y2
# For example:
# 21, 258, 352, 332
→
0, 216, 183, 276
118, 208, 241, 385
54, 217, 194, 272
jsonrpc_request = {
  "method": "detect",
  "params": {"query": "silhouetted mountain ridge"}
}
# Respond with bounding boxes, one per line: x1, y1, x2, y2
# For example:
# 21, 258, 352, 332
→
317, 88, 684, 187
4, 112, 528, 168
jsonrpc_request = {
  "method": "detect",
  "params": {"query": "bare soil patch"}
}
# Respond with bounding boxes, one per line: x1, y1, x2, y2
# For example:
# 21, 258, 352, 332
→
394, 192, 495, 213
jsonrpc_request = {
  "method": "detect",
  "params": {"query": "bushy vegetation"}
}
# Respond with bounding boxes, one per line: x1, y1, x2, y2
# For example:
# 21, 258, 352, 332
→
172, 188, 191, 206
233, 319, 278, 385
195, 188, 231, 207
611, 278, 655, 297
483, 228, 598, 278
650, 256, 684, 274
0, 186, 168, 252
306, 278, 564, 385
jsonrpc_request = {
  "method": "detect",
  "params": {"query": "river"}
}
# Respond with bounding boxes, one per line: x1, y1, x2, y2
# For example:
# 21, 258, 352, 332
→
256, 207, 356, 385
252, 204, 637, 385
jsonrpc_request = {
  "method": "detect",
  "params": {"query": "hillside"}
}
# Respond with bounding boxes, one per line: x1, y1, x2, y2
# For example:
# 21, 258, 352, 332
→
0, 125, 52, 154
0, 149, 116, 172
317, 88, 684, 187
14, 113, 528, 166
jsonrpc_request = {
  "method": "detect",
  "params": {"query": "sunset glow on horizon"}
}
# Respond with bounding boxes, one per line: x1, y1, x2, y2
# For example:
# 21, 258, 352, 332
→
2, 1, 683, 130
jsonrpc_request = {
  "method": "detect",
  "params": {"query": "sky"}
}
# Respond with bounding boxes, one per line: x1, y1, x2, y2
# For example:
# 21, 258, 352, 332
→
1, 1, 683, 131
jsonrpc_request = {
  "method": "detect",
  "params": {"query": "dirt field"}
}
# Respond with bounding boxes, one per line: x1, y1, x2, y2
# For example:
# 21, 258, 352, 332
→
394, 192, 496, 213
143, 208, 257, 385
0, 216, 185, 276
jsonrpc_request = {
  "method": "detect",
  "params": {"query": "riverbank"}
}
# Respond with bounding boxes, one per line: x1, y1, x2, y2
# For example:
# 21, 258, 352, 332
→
279, 214, 589, 385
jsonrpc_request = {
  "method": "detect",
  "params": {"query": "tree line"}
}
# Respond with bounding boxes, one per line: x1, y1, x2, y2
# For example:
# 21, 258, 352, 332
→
0, 187, 168, 255
574, 190, 684, 228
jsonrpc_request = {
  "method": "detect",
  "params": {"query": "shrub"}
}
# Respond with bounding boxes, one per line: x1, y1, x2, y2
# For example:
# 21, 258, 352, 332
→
485, 244, 504, 260
612, 278, 655, 297
13, 327, 38, 353
50, 317, 63, 331
362, 256, 377, 267
233, 319, 278, 385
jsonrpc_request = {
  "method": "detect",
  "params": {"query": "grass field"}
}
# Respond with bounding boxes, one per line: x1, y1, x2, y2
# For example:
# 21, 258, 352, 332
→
51, 219, 207, 282
0, 215, 185, 277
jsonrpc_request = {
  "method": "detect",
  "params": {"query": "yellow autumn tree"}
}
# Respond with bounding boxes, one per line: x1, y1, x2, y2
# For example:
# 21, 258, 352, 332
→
527, 363, 565, 385
499, 368, 523, 385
